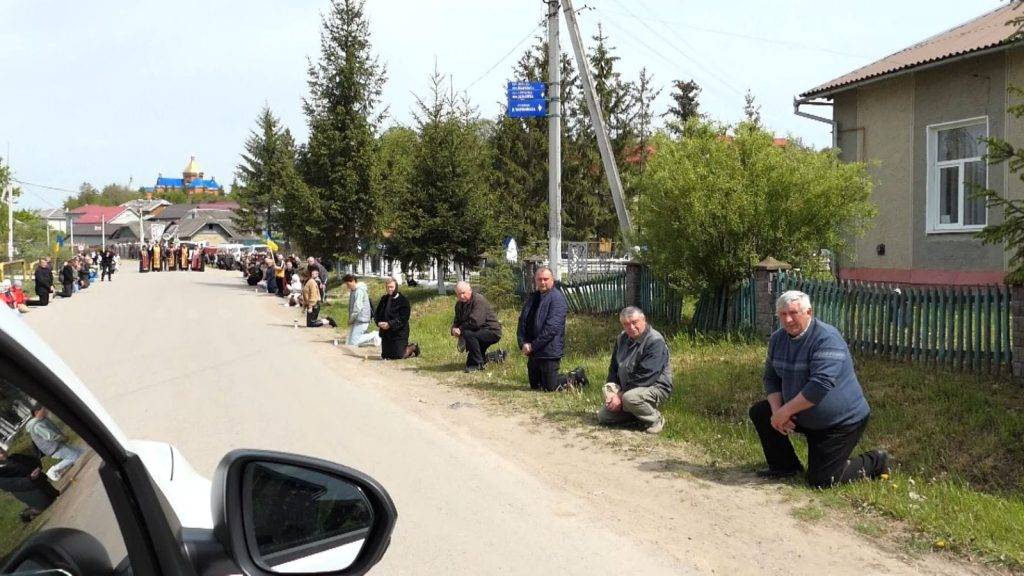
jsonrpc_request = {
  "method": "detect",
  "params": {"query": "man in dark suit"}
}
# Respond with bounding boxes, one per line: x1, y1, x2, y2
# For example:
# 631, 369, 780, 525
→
516, 266, 568, 392
33, 258, 55, 306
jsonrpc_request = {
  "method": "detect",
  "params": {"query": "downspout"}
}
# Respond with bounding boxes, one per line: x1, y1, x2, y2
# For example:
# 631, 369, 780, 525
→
793, 96, 838, 149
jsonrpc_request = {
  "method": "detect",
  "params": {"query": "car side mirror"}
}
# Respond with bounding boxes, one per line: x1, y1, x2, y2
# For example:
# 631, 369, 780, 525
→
212, 450, 397, 575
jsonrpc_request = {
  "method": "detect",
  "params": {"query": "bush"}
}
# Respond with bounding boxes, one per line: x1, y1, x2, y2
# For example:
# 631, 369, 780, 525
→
476, 257, 521, 310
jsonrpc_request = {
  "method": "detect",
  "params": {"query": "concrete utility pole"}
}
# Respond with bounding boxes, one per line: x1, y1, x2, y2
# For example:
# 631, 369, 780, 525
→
101, 214, 106, 250
561, 0, 634, 249
547, 0, 562, 279
4, 182, 13, 261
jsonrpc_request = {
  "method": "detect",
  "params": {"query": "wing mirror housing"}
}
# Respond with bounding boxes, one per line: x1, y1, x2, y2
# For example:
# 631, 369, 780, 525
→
212, 450, 397, 575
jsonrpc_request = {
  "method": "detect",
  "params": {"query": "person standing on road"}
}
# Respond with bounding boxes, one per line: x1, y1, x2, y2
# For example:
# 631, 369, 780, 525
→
375, 277, 414, 360
302, 269, 336, 328
343, 274, 380, 348
26, 404, 84, 482
749, 290, 890, 488
598, 307, 673, 434
452, 281, 503, 372
101, 247, 115, 281
516, 266, 568, 391
32, 258, 54, 306
60, 259, 75, 298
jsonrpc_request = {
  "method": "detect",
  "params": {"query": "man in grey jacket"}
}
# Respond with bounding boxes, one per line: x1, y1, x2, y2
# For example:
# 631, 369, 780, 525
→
597, 307, 674, 434
343, 274, 381, 347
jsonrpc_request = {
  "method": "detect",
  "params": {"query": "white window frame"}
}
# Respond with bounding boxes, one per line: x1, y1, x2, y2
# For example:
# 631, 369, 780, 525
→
925, 116, 989, 233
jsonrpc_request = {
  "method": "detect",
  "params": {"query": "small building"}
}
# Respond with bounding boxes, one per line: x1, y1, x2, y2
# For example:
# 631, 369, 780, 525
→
152, 156, 224, 197
67, 205, 139, 226
34, 208, 68, 234
796, 4, 1023, 285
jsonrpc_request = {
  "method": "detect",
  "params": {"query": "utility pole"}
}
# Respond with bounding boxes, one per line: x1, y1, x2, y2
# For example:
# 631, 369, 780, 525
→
101, 214, 106, 250
561, 0, 633, 249
4, 182, 12, 261
547, 0, 562, 279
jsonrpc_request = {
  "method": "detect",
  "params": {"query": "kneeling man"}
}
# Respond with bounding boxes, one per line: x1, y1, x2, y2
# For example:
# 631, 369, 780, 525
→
750, 290, 889, 488
598, 307, 673, 434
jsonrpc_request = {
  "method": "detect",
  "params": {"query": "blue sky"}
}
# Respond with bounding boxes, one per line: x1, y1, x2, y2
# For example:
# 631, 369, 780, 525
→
0, 0, 1005, 208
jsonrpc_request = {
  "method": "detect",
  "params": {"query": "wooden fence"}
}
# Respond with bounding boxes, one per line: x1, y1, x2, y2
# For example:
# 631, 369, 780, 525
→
561, 273, 626, 316
776, 271, 1013, 373
691, 280, 757, 333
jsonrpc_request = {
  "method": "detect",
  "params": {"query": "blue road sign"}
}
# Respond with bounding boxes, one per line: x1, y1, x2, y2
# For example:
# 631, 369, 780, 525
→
507, 98, 548, 118
507, 81, 546, 100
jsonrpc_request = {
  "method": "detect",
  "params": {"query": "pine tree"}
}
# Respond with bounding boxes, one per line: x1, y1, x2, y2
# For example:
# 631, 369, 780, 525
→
743, 89, 762, 127
632, 68, 661, 175
300, 0, 387, 262
406, 68, 497, 294
233, 106, 300, 237
664, 79, 701, 134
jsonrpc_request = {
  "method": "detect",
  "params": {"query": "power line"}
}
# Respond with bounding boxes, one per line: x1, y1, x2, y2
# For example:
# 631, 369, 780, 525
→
598, 6, 875, 60
463, 19, 547, 92
601, 0, 745, 97
11, 178, 77, 195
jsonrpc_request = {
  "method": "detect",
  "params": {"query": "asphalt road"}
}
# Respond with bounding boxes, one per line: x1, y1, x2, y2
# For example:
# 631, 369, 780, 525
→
22, 266, 695, 575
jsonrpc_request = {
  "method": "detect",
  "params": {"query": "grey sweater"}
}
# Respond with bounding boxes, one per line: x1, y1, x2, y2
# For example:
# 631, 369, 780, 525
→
763, 319, 870, 430
607, 327, 673, 395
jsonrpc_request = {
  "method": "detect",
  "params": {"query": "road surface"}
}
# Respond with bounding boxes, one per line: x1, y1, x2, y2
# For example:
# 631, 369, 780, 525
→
23, 266, 983, 575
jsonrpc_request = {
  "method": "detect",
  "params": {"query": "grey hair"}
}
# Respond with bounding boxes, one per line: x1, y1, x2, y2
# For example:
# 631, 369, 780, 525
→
619, 306, 645, 321
534, 266, 553, 277
455, 281, 472, 293
776, 290, 811, 312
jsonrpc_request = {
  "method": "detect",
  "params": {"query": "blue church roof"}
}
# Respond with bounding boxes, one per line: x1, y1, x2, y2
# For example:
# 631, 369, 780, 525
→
156, 177, 184, 187
188, 178, 222, 190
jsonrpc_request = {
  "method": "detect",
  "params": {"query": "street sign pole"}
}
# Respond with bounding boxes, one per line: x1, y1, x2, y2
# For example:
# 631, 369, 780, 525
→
547, 0, 562, 280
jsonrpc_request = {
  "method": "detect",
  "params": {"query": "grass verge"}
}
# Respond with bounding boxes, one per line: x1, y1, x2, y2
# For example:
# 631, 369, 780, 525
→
320, 281, 1024, 569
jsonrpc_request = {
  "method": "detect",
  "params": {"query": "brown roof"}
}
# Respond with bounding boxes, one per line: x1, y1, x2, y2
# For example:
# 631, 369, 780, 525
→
801, 5, 1022, 98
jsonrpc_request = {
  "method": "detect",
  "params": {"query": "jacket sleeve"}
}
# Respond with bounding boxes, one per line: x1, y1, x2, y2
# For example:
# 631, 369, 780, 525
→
516, 301, 528, 348
452, 302, 462, 329
628, 339, 669, 388
606, 338, 621, 384
530, 293, 567, 352
32, 420, 66, 445
762, 337, 782, 396
800, 335, 849, 405
375, 296, 387, 324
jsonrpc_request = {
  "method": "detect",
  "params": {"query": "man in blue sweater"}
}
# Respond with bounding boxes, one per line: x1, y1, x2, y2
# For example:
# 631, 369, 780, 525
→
517, 267, 568, 392
749, 290, 889, 488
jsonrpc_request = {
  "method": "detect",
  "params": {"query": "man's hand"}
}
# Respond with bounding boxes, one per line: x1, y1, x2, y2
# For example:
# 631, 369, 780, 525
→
521, 343, 532, 356
30, 468, 40, 479
606, 393, 623, 413
451, 327, 461, 337
770, 406, 796, 435
378, 321, 389, 330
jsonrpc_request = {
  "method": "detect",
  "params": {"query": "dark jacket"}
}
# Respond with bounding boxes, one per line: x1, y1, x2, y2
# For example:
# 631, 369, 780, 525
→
453, 292, 502, 336
516, 288, 568, 359
376, 292, 412, 359
607, 326, 673, 395
34, 265, 53, 294
60, 264, 75, 284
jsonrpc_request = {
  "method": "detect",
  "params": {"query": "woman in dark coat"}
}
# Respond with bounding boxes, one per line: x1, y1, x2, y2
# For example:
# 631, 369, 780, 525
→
374, 277, 411, 360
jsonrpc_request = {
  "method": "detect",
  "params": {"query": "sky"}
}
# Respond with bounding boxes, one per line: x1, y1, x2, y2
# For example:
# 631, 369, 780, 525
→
0, 0, 1006, 209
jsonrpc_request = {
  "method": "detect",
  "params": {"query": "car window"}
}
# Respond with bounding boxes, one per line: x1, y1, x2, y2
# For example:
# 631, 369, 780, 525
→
0, 380, 128, 574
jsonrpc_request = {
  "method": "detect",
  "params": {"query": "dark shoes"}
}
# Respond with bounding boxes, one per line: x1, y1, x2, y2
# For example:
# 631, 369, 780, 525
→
325, 316, 338, 328
463, 364, 485, 373
755, 467, 804, 480
870, 450, 891, 479
555, 367, 589, 392
403, 342, 421, 359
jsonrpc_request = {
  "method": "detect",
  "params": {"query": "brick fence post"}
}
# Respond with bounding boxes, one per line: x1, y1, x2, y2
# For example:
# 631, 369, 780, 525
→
625, 261, 642, 309
1012, 283, 1024, 384
753, 257, 791, 338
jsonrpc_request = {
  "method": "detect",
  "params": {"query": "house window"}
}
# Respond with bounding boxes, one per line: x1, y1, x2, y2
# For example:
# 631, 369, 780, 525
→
927, 117, 987, 232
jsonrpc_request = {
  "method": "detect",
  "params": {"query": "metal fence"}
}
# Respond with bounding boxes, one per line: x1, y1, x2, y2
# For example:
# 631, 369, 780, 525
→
776, 271, 1013, 374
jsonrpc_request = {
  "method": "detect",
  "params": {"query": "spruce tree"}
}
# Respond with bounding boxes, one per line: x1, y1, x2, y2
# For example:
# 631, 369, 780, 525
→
664, 79, 701, 134
234, 106, 296, 237
300, 0, 386, 262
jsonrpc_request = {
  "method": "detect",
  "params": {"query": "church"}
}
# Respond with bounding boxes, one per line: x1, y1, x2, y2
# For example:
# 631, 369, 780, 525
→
151, 156, 223, 197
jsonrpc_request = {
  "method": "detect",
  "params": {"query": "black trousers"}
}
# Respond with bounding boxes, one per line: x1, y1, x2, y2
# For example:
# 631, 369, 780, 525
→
306, 304, 322, 328
748, 399, 885, 488
101, 266, 113, 281
34, 292, 49, 306
527, 357, 560, 392
462, 328, 500, 368
61, 282, 73, 298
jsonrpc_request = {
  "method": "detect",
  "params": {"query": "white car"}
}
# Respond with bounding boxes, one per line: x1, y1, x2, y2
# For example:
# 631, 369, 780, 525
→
0, 311, 397, 575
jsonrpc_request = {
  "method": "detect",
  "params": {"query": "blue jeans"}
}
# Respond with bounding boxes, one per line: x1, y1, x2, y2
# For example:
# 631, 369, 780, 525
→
348, 322, 380, 347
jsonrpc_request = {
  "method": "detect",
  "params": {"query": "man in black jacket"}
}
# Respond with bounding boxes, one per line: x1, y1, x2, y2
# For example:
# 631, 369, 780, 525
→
101, 248, 115, 281
33, 258, 54, 306
0, 448, 59, 522
516, 267, 568, 391
60, 259, 76, 298
452, 281, 503, 372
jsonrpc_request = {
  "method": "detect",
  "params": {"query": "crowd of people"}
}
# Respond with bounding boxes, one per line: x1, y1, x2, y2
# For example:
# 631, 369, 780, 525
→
137, 241, 210, 273
1, 248, 120, 316
257, 260, 890, 490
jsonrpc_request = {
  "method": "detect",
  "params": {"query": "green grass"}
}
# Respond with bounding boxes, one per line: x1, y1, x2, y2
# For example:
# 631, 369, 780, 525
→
320, 282, 1024, 569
